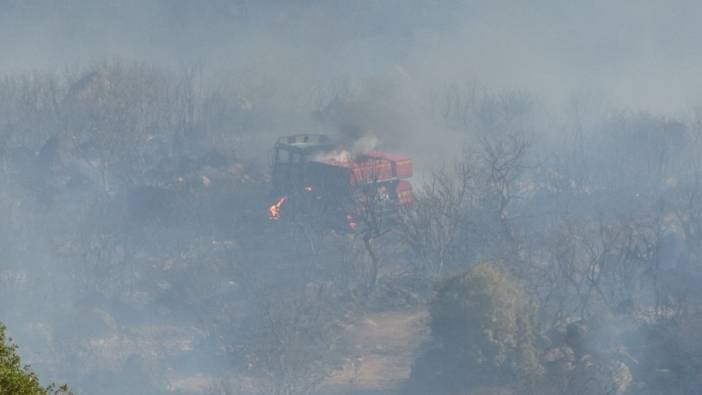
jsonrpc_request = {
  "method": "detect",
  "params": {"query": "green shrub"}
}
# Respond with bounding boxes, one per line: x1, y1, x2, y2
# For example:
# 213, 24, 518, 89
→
409, 263, 542, 394
0, 323, 71, 395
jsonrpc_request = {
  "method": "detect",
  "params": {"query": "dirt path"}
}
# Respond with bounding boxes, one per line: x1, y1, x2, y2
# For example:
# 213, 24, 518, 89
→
323, 308, 429, 394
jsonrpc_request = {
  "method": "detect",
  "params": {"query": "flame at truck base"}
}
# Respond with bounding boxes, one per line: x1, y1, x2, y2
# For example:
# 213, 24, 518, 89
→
268, 196, 287, 220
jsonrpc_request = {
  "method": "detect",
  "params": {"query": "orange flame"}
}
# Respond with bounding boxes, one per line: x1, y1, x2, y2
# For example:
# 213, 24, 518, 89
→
268, 196, 287, 220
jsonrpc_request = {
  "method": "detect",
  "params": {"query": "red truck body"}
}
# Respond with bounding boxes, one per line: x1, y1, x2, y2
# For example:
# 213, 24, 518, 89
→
309, 151, 413, 187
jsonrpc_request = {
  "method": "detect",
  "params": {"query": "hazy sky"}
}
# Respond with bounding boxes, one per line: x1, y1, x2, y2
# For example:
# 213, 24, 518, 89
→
3, 1, 702, 118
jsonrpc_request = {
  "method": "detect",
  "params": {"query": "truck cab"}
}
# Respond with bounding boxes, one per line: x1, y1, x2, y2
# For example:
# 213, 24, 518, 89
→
271, 134, 335, 198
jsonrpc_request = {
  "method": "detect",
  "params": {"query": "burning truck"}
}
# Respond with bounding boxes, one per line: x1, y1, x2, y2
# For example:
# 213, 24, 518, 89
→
268, 134, 414, 231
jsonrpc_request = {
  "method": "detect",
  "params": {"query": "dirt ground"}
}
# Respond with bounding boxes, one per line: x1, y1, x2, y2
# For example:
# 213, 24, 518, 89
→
323, 309, 429, 394
158, 308, 428, 395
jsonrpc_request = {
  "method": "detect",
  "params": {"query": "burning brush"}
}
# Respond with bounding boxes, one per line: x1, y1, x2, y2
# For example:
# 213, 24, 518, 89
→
268, 196, 287, 220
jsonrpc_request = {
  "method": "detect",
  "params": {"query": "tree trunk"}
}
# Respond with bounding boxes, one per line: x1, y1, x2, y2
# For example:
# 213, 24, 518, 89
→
363, 235, 379, 291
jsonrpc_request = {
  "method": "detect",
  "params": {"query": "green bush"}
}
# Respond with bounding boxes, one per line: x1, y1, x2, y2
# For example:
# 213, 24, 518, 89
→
0, 323, 71, 395
409, 263, 542, 394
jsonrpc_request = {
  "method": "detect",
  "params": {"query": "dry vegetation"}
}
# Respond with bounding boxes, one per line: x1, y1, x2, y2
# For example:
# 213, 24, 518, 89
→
2, 51, 702, 395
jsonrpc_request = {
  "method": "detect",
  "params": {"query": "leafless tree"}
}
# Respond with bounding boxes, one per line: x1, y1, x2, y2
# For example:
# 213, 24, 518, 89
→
533, 215, 658, 324
479, 133, 531, 247
399, 161, 473, 277
249, 284, 346, 395
352, 176, 389, 291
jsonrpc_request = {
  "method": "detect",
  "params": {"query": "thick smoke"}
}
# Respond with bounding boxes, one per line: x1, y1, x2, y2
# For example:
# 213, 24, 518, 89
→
3, 1, 702, 395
